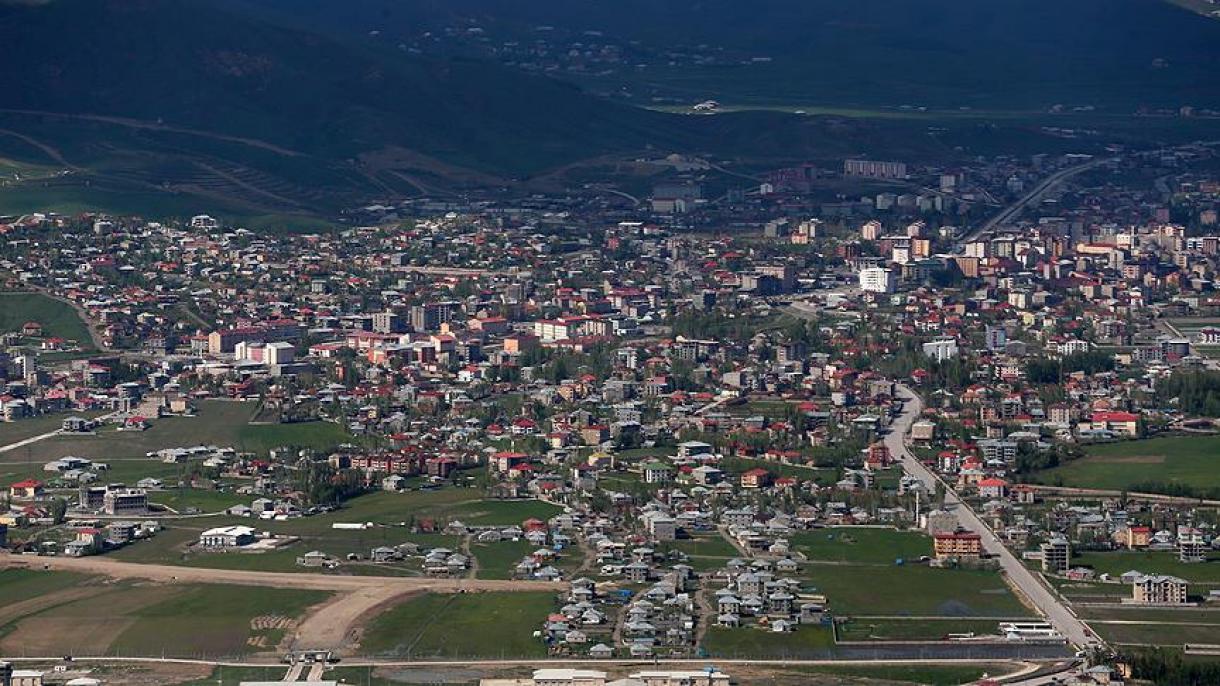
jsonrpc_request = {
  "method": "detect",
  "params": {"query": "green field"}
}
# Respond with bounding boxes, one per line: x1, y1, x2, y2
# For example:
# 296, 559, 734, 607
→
702, 625, 836, 658
360, 592, 554, 658
836, 617, 1004, 641
802, 564, 1031, 616
109, 584, 329, 657
1073, 550, 1220, 584
1035, 435, 1220, 492
788, 664, 1009, 686
0, 400, 352, 466
473, 540, 535, 580
0, 292, 94, 349
1089, 621, 1220, 647
0, 579, 327, 658
0, 411, 103, 447
792, 527, 931, 565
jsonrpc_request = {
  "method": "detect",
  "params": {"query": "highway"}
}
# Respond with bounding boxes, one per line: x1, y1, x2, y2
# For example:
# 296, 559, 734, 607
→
960, 157, 1114, 244
884, 385, 1098, 650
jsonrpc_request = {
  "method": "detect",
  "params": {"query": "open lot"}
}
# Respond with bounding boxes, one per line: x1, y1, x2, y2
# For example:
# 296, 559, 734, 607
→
359, 591, 554, 658
1035, 435, 1220, 492
702, 625, 836, 658
792, 527, 931, 565
801, 564, 1032, 616
0, 292, 95, 350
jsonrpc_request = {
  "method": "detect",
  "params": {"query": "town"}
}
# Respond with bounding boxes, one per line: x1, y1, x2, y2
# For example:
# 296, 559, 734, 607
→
2, 137, 1220, 686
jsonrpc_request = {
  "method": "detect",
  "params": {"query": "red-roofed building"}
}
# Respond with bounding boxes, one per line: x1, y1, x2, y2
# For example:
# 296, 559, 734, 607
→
9, 479, 44, 499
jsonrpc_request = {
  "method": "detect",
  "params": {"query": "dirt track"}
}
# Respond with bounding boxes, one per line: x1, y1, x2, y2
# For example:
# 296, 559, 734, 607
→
3, 554, 566, 593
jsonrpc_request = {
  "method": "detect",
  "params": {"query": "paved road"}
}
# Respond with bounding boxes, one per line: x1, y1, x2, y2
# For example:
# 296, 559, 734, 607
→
961, 158, 1114, 244
0, 554, 566, 594
884, 385, 1098, 650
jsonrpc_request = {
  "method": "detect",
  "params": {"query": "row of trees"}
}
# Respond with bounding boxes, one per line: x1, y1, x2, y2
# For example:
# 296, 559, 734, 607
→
1157, 369, 1220, 417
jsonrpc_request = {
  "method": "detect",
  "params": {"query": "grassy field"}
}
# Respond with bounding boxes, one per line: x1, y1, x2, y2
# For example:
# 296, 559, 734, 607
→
0, 411, 102, 446
0, 292, 94, 349
0, 568, 93, 604
802, 564, 1031, 616
1089, 621, 1220, 647
1035, 435, 1220, 492
0, 580, 327, 657
473, 540, 535, 580
359, 591, 554, 658
702, 625, 836, 658
1073, 550, 1220, 584
792, 527, 931, 565
836, 617, 1004, 641
0, 400, 352, 466
108, 584, 329, 657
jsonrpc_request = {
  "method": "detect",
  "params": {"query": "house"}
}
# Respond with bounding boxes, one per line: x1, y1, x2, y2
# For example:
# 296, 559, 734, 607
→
641, 461, 672, 484
740, 468, 773, 489
8, 480, 44, 500
199, 525, 256, 548
978, 477, 1009, 499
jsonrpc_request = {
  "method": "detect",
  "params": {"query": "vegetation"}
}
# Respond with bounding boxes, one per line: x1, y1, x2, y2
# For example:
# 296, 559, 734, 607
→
790, 527, 931, 565
1158, 370, 1220, 417
0, 292, 94, 349
360, 592, 554, 657
1033, 435, 1220, 496
702, 625, 835, 658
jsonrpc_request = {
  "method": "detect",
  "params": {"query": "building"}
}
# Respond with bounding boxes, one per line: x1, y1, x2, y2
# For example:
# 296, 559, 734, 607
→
933, 529, 982, 560
1179, 527, 1207, 563
1040, 535, 1071, 573
410, 301, 461, 332
1132, 574, 1188, 605
858, 267, 895, 294
844, 159, 908, 180
922, 338, 959, 362
8, 479, 44, 500
103, 488, 148, 516
199, 525, 257, 548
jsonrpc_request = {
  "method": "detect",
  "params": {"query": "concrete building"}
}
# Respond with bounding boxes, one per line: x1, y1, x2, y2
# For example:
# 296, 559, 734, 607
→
858, 267, 895, 294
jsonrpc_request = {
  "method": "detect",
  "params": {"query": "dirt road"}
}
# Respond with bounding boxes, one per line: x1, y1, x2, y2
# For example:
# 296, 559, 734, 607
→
3, 554, 566, 594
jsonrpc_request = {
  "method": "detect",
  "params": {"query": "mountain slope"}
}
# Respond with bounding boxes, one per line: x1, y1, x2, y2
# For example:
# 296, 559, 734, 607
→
238, 0, 1220, 111
0, 0, 692, 175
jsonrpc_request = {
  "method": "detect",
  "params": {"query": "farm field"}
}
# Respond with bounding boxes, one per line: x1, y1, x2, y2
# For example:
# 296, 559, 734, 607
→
0, 579, 328, 658
359, 591, 555, 658
0, 292, 94, 350
801, 564, 1032, 616
792, 527, 931, 565
1034, 435, 1220, 492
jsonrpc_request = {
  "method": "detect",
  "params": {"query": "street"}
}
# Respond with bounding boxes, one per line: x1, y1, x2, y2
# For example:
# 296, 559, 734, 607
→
885, 385, 1099, 650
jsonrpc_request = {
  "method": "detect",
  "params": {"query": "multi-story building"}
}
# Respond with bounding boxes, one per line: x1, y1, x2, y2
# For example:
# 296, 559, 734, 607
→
1040, 535, 1071, 573
859, 267, 895, 294
103, 488, 148, 516
933, 529, 982, 560
1132, 574, 1188, 604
